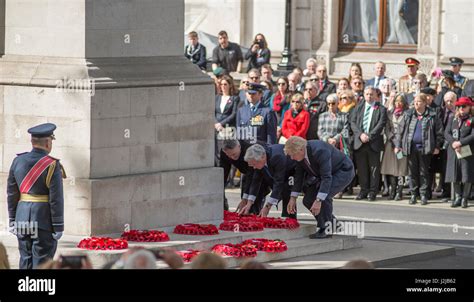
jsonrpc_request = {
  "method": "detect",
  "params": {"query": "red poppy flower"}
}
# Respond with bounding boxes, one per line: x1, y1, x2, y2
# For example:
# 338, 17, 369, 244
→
77, 237, 128, 250
176, 249, 201, 263
242, 239, 288, 253
174, 224, 219, 235
466, 119, 472, 127
219, 220, 264, 232
121, 230, 170, 242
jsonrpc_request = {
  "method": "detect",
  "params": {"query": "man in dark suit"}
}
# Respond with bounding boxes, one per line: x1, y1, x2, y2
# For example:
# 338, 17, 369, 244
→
314, 65, 336, 102
220, 139, 268, 214
284, 137, 354, 239
365, 61, 387, 89
241, 144, 297, 218
304, 81, 327, 140
7, 123, 66, 269
351, 86, 388, 201
236, 83, 277, 145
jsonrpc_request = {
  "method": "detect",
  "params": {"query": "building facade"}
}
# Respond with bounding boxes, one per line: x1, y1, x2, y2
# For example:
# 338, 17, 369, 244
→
186, 0, 474, 79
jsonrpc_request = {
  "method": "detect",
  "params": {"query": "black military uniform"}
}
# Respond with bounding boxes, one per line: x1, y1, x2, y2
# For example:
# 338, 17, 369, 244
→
7, 123, 66, 269
450, 57, 468, 90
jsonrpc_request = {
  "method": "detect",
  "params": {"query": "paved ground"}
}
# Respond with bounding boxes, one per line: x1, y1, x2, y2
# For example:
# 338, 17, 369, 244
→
226, 188, 474, 269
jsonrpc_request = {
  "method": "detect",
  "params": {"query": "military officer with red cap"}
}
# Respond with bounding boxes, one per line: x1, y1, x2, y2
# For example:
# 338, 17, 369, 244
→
444, 97, 474, 208
399, 57, 420, 93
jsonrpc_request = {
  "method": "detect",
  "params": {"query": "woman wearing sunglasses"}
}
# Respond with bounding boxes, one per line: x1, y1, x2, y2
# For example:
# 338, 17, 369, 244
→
444, 96, 474, 208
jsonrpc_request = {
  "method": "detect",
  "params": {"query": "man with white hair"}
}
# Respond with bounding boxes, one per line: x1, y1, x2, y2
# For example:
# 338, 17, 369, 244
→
123, 250, 157, 269
238, 144, 297, 218
379, 78, 397, 108
284, 136, 354, 239
304, 58, 318, 77
304, 81, 328, 140
365, 61, 387, 89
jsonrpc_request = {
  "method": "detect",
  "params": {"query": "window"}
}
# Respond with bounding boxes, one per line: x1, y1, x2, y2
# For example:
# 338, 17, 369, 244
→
339, 0, 419, 52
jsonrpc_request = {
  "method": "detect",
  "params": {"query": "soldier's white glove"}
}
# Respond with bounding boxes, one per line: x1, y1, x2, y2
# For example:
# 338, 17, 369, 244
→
52, 232, 63, 241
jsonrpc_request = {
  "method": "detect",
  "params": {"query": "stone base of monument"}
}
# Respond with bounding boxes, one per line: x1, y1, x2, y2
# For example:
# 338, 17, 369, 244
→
0, 223, 362, 269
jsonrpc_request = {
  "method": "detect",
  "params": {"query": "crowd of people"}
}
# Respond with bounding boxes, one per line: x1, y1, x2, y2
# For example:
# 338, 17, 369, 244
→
193, 30, 474, 211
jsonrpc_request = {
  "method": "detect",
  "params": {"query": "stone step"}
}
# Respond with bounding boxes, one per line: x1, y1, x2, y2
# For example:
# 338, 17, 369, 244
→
157, 235, 362, 269
4, 223, 359, 268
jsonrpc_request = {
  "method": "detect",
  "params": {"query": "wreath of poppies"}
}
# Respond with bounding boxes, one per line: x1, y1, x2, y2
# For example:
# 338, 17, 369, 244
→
258, 217, 300, 229
77, 237, 128, 250
121, 230, 170, 242
219, 220, 264, 232
176, 249, 201, 263
211, 243, 258, 258
222, 211, 299, 229
173, 224, 219, 235
242, 238, 288, 253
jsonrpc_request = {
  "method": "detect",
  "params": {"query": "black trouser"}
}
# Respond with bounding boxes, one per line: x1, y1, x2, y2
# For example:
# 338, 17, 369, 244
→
408, 145, 432, 197
17, 229, 57, 269
453, 183, 472, 198
354, 144, 381, 195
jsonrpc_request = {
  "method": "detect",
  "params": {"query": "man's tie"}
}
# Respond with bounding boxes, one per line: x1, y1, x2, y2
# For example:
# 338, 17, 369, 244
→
363, 105, 371, 133
319, 80, 324, 91
251, 105, 256, 113
374, 77, 379, 88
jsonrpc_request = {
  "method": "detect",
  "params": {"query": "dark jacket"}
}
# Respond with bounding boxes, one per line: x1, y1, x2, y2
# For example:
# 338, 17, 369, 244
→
444, 115, 474, 182
215, 95, 239, 127
292, 140, 354, 201
220, 140, 255, 197
394, 107, 444, 156
305, 96, 327, 140
245, 47, 271, 72
184, 43, 207, 70
351, 101, 388, 152
247, 144, 297, 201
317, 79, 337, 102
7, 148, 65, 232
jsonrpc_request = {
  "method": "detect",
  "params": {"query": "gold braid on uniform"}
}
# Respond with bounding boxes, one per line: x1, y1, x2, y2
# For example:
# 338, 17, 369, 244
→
46, 161, 57, 188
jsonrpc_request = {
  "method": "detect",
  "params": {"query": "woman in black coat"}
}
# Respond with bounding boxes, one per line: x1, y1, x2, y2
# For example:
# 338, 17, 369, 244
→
245, 33, 271, 72
444, 97, 474, 208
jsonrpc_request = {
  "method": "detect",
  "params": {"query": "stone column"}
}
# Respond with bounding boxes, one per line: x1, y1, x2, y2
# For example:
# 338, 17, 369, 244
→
0, 0, 223, 236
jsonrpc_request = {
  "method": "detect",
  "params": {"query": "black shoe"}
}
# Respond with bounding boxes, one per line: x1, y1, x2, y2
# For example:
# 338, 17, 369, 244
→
356, 193, 368, 200
381, 189, 389, 197
451, 196, 462, 208
309, 231, 332, 239
461, 198, 468, 208
394, 193, 402, 201
421, 196, 428, 205
409, 195, 417, 205
368, 193, 376, 202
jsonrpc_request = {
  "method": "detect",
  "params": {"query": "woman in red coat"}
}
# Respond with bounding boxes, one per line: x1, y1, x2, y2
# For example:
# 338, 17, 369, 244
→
281, 93, 310, 140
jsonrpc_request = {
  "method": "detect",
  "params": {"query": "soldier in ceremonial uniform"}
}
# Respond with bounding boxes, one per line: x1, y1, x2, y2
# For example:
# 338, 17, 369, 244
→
7, 123, 66, 269
236, 83, 277, 145
450, 57, 468, 90
399, 57, 420, 93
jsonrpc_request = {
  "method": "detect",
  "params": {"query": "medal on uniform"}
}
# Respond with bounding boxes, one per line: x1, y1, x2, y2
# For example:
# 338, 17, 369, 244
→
251, 115, 264, 126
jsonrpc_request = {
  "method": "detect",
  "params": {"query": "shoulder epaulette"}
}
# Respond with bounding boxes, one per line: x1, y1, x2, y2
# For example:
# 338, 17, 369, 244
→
16, 152, 28, 156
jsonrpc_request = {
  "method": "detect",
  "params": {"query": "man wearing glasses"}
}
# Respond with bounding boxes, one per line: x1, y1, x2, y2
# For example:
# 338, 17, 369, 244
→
247, 69, 272, 106
304, 81, 328, 140
7, 123, 66, 269
314, 65, 336, 102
